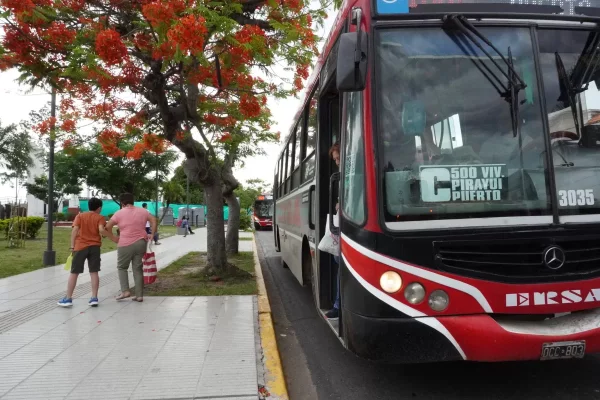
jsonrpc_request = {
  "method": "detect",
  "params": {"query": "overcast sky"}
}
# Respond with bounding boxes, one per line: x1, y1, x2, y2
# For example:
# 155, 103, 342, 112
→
0, 12, 335, 205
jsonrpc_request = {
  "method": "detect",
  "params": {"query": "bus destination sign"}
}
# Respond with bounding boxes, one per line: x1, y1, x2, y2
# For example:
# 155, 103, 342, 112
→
419, 164, 508, 203
375, 0, 599, 15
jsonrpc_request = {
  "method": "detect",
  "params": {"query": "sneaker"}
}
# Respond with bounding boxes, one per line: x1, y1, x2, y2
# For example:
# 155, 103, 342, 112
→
57, 297, 73, 307
88, 297, 99, 307
324, 308, 339, 319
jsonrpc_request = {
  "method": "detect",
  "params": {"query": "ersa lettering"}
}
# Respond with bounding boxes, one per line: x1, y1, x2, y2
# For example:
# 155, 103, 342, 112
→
450, 166, 504, 202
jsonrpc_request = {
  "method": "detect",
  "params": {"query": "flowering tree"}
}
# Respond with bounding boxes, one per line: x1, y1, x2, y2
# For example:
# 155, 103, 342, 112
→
0, 0, 331, 273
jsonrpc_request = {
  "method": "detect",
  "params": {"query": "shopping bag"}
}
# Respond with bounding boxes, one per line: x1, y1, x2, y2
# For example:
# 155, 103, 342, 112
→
143, 243, 158, 285
318, 213, 340, 256
64, 253, 73, 271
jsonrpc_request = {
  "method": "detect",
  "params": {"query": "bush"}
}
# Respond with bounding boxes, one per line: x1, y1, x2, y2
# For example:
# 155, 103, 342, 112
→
239, 209, 252, 231
1, 217, 45, 239
26, 217, 45, 238
53, 212, 65, 221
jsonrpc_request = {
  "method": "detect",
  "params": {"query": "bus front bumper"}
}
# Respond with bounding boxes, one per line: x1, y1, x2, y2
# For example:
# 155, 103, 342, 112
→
343, 308, 600, 363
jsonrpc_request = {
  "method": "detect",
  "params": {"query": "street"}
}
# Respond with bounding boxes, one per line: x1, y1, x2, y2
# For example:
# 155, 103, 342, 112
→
255, 231, 600, 400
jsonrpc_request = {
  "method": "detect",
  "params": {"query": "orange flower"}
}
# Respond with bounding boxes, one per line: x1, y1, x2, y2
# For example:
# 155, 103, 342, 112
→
95, 29, 128, 66
61, 119, 76, 133
126, 142, 145, 160
167, 15, 207, 55
240, 94, 261, 118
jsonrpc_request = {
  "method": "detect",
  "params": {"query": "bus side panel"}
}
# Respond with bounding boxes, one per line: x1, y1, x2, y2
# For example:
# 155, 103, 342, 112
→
277, 184, 314, 285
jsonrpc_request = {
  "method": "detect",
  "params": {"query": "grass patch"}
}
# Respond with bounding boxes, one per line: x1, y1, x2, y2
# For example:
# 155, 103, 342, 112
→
0, 223, 178, 279
240, 237, 253, 241
144, 251, 257, 296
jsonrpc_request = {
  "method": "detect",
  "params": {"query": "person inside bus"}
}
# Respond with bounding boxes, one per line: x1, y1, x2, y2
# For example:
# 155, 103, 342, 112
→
325, 142, 341, 319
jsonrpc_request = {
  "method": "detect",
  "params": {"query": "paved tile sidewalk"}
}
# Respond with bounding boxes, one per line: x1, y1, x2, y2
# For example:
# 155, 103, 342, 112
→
0, 229, 259, 400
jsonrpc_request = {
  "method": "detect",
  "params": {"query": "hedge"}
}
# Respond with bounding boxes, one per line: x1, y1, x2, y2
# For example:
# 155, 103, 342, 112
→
1, 217, 46, 239
240, 209, 252, 231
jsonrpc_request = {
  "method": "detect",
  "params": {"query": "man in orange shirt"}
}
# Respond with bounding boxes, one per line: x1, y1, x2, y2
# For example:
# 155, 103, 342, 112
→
57, 198, 118, 307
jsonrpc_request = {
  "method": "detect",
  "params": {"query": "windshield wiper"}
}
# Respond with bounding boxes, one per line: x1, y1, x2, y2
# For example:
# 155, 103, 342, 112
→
442, 15, 527, 97
569, 31, 600, 95
507, 47, 523, 138
555, 52, 582, 139
443, 15, 526, 137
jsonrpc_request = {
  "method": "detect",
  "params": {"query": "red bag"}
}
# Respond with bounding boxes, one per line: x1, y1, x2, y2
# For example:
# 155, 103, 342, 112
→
143, 243, 157, 285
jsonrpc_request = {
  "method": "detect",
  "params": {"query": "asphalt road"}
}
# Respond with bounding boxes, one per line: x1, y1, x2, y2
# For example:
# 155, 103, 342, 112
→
255, 231, 600, 400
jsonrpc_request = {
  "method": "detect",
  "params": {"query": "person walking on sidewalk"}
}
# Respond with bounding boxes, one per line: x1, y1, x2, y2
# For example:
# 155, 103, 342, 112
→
106, 193, 157, 303
58, 197, 118, 308
142, 203, 160, 245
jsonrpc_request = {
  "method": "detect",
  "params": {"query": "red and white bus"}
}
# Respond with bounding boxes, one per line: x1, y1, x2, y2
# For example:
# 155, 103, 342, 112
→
253, 195, 274, 230
273, 0, 600, 363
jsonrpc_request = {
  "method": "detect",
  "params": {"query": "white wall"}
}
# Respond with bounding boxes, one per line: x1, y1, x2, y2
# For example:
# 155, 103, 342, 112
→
26, 144, 46, 218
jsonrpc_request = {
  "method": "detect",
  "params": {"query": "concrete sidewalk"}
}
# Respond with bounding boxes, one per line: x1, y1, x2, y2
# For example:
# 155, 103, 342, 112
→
0, 230, 264, 400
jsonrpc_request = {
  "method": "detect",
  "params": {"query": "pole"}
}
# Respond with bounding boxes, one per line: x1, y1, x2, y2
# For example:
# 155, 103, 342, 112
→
155, 153, 159, 221
186, 175, 190, 217
43, 89, 56, 266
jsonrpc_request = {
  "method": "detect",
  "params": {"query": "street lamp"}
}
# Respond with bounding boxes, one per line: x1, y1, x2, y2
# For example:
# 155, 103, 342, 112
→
43, 89, 56, 266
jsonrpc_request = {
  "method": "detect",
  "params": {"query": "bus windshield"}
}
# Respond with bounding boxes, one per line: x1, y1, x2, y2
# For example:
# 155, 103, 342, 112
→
538, 29, 600, 219
254, 200, 273, 218
376, 27, 551, 227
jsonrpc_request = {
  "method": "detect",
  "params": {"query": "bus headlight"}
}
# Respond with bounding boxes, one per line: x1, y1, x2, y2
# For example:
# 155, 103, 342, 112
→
428, 290, 449, 312
404, 282, 425, 304
380, 271, 402, 294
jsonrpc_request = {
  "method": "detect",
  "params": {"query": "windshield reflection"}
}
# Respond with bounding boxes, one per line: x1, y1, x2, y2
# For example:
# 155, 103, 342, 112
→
539, 29, 600, 218
254, 201, 273, 218
376, 27, 550, 226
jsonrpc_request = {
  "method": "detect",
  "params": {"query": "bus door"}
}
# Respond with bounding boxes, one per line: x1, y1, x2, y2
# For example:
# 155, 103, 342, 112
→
317, 76, 342, 315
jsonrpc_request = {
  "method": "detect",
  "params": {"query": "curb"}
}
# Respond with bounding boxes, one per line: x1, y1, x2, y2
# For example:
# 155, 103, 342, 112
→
253, 234, 289, 400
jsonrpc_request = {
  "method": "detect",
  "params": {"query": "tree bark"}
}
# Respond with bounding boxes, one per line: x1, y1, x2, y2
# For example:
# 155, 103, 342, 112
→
203, 174, 228, 274
225, 192, 240, 254
158, 202, 170, 224
221, 149, 240, 255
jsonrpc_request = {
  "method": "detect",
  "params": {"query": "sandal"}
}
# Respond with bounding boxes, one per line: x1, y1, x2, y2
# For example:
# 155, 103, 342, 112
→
132, 297, 143, 302
116, 292, 131, 301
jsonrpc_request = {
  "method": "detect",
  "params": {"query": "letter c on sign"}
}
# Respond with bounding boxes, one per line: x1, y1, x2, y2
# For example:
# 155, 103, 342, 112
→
382, 0, 398, 3
420, 168, 451, 202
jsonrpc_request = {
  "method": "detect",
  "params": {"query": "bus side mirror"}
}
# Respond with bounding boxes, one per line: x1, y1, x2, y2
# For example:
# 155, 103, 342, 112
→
336, 31, 368, 92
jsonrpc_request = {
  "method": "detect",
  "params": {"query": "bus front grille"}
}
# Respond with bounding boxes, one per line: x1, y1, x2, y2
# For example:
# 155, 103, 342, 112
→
434, 237, 600, 283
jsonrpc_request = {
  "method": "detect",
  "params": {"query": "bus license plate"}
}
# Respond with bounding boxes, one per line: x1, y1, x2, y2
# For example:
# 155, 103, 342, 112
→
540, 341, 585, 360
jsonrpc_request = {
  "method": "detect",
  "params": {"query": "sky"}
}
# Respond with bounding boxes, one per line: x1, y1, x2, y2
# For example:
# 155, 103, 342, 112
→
0, 11, 336, 205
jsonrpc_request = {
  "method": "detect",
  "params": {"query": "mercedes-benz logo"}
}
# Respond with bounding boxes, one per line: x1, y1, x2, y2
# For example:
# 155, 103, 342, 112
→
543, 246, 566, 270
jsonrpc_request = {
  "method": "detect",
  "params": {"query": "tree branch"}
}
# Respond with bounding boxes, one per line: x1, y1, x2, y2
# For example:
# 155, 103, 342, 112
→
230, 14, 272, 31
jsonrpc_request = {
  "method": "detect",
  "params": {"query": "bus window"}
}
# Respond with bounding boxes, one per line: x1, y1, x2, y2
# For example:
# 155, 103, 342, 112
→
376, 27, 550, 225
342, 92, 365, 224
303, 94, 317, 183
292, 119, 303, 189
539, 29, 600, 220
285, 140, 292, 194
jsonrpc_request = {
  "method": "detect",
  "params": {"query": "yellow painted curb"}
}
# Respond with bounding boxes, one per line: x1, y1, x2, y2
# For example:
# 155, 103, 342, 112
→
253, 234, 289, 400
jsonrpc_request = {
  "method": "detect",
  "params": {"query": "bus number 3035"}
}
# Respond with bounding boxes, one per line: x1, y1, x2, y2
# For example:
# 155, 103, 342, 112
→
558, 189, 595, 207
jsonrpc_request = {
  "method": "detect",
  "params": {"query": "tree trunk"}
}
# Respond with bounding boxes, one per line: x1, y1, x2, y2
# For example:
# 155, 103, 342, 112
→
158, 202, 170, 224
225, 193, 240, 254
204, 176, 228, 274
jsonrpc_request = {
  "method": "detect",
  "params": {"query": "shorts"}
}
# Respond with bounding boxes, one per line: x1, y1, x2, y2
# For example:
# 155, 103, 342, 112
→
71, 246, 101, 273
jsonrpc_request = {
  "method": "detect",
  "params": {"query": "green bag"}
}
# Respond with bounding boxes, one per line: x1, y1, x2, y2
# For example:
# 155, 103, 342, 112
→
64, 253, 73, 271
